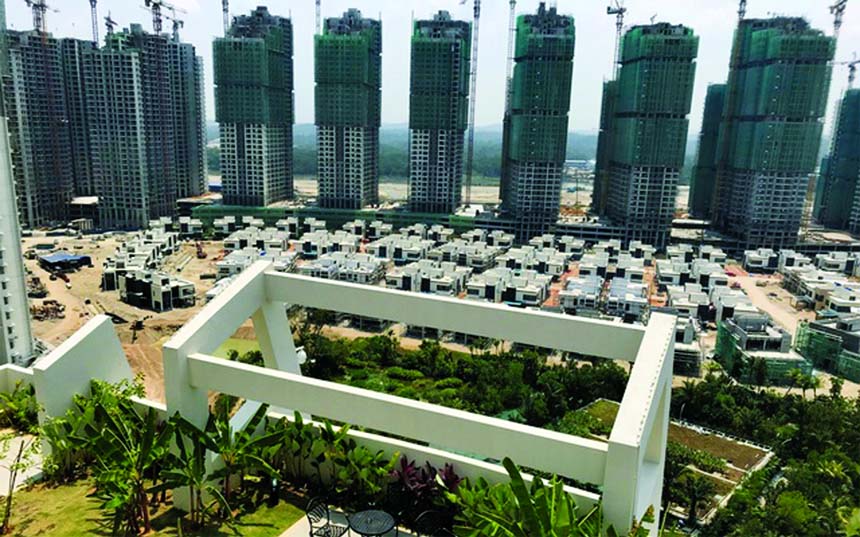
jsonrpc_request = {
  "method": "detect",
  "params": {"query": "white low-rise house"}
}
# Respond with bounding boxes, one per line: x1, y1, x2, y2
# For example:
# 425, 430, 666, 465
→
593, 239, 622, 261
465, 267, 552, 306
529, 234, 556, 250
299, 252, 386, 285
815, 251, 860, 276
698, 245, 727, 266
427, 225, 455, 245
605, 278, 648, 320
224, 227, 290, 252
302, 218, 327, 235
367, 235, 435, 265
428, 240, 502, 273
367, 220, 394, 240
276, 217, 301, 239
743, 248, 778, 273
557, 236, 585, 259
579, 252, 610, 278
342, 219, 366, 237
823, 283, 860, 316
213, 216, 241, 236
690, 259, 728, 291
615, 254, 645, 283
101, 228, 180, 290
655, 259, 690, 289
177, 217, 203, 238
782, 265, 845, 309
216, 248, 298, 280
627, 241, 656, 265
667, 243, 695, 263
666, 283, 710, 320
496, 246, 569, 278
711, 286, 757, 322
460, 229, 514, 249
559, 275, 603, 314
386, 259, 472, 296
293, 231, 360, 259
778, 250, 812, 272
672, 315, 702, 376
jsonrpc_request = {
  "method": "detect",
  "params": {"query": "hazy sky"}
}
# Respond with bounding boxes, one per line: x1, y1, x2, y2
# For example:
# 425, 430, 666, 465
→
6, 0, 860, 135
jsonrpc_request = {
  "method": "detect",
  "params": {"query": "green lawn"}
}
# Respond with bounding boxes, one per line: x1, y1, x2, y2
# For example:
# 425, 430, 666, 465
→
214, 338, 261, 359
9, 480, 304, 537
583, 399, 620, 428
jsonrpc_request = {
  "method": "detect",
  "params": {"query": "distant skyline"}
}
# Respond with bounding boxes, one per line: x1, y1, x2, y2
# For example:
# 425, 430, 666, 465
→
6, 0, 859, 136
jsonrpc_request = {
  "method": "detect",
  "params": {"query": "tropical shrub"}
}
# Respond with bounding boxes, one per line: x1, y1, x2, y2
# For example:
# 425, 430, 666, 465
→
0, 381, 39, 433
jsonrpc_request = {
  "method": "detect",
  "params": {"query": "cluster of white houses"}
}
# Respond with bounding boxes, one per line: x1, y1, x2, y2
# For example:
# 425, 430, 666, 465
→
100, 221, 195, 312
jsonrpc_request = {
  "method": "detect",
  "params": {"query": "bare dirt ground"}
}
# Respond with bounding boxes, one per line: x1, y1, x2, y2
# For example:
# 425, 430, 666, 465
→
726, 268, 815, 335
23, 235, 226, 402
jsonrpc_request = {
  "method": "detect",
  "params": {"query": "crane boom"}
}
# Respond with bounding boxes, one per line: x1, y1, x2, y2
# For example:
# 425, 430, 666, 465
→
738, 0, 747, 20
462, 0, 480, 207
222, 0, 229, 35
24, 0, 48, 33
830, 0, 848, 37
89, 0, 98, 43
606, 2, 626, 78
316, 0, 322, 35
104, 12, 116, 36
504, 1, 516, 112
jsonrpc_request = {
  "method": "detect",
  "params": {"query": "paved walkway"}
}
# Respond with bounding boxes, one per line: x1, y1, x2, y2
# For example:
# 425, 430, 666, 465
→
0, 432, 42, 496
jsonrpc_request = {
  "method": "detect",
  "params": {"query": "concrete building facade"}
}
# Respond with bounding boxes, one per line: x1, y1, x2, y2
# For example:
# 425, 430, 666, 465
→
688, 84, 726, 219
214, 7, 293, 207
814, 89, 860, 232
407, 12, 470, 214
315, 9, 381, 209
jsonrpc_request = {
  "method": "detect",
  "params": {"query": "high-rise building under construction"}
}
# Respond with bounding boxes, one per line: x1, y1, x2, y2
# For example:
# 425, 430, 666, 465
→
500, 2, 575, 240
604, 23, 698, 249
315, 9, 381, 210
815, 89, 860, 232
688, 84, 725, 219
3, 32, 82, 228
85, 24, 205, 228
591, 80, 618, 216
712, 17, 834, 249
407, 11, 470, 214
214, 7, 293, 207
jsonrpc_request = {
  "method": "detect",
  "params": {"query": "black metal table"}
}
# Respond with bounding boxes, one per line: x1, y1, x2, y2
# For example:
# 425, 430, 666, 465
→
348, 509, 396, 536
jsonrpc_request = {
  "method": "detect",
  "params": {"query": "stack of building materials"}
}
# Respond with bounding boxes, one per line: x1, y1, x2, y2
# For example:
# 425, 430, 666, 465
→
465, 268, 552, 307
385, 259, 471, 296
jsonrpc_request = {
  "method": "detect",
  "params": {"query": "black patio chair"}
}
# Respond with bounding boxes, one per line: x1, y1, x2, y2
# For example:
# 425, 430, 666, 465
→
413, 510, 455, 537
306, 497, 349, 537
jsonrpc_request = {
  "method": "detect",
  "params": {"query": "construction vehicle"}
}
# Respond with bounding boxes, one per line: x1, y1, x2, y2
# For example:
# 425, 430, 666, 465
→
195, 241, 207, 259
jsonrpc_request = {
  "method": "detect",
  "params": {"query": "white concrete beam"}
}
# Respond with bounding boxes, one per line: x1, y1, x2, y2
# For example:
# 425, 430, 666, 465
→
188, 353, 610, 486
264, 271, 645, 360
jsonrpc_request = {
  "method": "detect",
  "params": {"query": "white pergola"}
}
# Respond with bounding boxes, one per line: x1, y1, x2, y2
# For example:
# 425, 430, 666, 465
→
160, 261, 675, 531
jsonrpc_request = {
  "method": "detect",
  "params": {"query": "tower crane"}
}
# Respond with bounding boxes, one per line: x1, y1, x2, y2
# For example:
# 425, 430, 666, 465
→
460, 0, 481, 207
316, 0, 322, 35
104, 12, 117, 36
738, 0, 747, 21
606, 1, 626, 77
504, 1, 516, 113
142, 0, 185, 35
89, 0, 99, 43
834, 55, 860, 88
165, 6, 184, 41
830, 0, 848, 38
222, 0, 229, 35
23, 0, 55, 34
